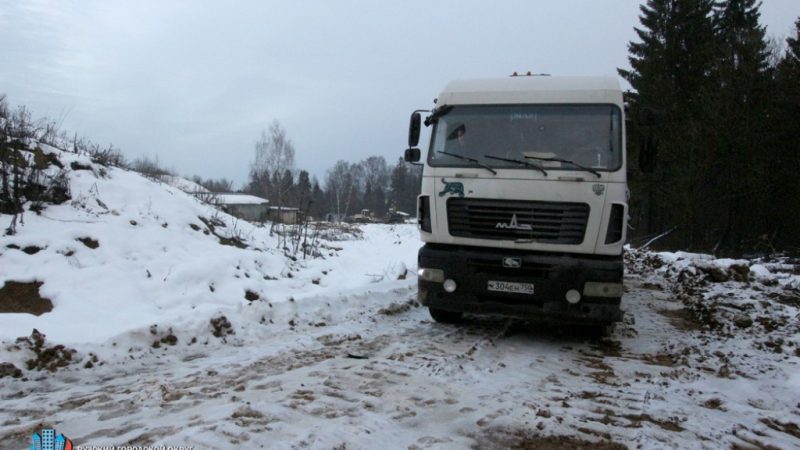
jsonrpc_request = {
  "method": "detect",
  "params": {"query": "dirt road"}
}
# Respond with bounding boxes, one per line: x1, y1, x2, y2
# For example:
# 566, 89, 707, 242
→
2, 274, 799, 450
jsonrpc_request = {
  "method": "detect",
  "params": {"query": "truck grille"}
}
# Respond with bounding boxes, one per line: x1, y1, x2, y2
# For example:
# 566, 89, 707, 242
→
446, 198, 589, 244
467, 259, 554, 279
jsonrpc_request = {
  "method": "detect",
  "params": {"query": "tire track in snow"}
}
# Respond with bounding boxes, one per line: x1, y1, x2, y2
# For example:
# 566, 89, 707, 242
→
2, 279, 799, 449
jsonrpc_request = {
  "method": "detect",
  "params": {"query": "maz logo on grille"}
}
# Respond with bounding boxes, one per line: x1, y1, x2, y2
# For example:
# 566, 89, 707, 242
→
495, 213, 532, 231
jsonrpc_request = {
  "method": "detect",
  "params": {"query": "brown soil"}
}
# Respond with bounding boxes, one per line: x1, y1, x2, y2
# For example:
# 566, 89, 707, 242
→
0, 281, 53, 315
657, 308, 704, 331
622, 413, 684, 432
760, 418, 800, 439
0, 362, 22, 378
472, 427, 628, 450
210, 315, 234, 337
22, 246, 43, 255
77, 237, 99, 249
17, 329, 76, 371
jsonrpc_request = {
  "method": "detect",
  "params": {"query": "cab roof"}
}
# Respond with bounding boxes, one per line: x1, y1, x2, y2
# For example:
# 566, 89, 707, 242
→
437, 76, 623, 106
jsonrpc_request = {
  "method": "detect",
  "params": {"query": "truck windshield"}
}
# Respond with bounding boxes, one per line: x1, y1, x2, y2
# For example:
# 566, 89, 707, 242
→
428, 104, 622, 172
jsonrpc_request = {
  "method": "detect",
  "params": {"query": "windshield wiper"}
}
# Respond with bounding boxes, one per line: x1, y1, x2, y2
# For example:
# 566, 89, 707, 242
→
425, 105, 454, 126
523, 155, 601, 178
437, 151, 497, 175
484, 155, 548, 176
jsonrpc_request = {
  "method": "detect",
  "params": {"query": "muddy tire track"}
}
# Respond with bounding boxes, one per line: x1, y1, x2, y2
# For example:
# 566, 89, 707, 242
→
2, 280, 799, 449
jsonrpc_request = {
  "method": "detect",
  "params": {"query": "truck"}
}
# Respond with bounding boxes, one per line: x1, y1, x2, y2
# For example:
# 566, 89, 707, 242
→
404, 74, 627, 330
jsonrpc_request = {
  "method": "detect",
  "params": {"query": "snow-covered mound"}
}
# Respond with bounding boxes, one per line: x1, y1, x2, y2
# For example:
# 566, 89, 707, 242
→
0, 145, 419, 349
626, 246, 800, 360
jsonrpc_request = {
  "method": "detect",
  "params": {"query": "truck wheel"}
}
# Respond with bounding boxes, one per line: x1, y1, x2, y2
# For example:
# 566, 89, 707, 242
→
429, 307, 463, 324
594, 323, 616, 338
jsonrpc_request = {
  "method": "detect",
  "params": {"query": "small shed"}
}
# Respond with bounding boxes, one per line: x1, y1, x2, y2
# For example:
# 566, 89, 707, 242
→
268, 206, 300, 224
214, 193, 270, 222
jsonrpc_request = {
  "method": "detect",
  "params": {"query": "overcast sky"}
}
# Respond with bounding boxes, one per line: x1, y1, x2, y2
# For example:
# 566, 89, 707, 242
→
1, 0, 798, 187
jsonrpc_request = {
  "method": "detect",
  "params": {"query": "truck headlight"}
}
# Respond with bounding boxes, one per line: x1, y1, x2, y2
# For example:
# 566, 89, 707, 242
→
417, 268, 445, 283
565, 289, 581, 304
583, 282, 624, 298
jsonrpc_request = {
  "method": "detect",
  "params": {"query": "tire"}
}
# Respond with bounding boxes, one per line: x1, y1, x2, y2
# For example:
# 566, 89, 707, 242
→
593, 322, 616, 338
429, 307, 463, 324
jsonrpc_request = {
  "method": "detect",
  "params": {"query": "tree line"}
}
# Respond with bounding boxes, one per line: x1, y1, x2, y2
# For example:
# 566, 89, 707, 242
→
621, 0, 800, 255
243, 120, 421, 221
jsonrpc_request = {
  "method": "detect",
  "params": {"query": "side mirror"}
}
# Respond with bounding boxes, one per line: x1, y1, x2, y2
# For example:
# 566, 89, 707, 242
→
638, 135, 658, 173
404, 148, 421, 163
408, 112, 422, 148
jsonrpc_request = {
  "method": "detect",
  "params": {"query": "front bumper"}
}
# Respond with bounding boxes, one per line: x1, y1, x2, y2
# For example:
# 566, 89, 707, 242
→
418, 244, 624, 323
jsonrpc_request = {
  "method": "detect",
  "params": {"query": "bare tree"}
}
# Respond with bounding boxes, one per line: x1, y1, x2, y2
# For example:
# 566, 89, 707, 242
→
130, 155, 173, 180
325, 160, 353, 219
361, 155, 390, 190
249, 120, 295, 205
360, 156, 390, 215
327, 161, 365, 219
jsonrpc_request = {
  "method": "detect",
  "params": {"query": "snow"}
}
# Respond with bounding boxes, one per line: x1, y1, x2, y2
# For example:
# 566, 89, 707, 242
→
214, 193, 269, 205
160, 174, 209, 194
1, 147, 800, 449
0, 172, 409, 344
2, 162, 274, 343
749, 263, 772, 279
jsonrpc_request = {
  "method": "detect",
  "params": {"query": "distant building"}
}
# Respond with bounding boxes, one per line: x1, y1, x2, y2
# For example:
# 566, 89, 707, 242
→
387, 210, 410, 223
268, 206, 300, 224
213, 193, 270, 222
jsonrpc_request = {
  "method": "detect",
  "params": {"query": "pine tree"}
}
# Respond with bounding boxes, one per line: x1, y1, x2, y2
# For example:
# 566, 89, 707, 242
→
619, 0, 717, 249
310, 178, 326, 220
776, 18, 800, 116
769, 17, 800, 251
710, 0, 772, 251
620, 0, 717, 117
785, 18, 800, 68
246, 169, 272, 200
295, 170, 312, 211
389, 158, 408, 213
363, 180, 373, 214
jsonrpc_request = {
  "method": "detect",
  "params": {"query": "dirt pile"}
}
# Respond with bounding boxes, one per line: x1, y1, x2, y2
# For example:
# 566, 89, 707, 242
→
626, 248, 800, 356
0, 281, 53, 316
15, 329, 77, 372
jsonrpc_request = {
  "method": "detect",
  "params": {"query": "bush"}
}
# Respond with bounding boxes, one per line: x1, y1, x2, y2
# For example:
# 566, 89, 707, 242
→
130, 155, 173, 180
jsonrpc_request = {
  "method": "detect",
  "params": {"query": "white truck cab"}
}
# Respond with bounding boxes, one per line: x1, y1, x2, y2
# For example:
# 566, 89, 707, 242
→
405, 75, 627, 325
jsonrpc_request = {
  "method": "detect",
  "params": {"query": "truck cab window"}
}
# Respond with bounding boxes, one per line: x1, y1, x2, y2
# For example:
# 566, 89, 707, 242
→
429, 104, 622, 171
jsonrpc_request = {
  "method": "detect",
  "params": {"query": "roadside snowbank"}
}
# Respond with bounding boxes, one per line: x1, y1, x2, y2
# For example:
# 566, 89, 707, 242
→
0, 146, 419, 350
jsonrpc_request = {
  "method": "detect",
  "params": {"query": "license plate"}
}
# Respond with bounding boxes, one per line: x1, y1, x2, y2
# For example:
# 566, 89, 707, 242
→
487, 280, 535, 295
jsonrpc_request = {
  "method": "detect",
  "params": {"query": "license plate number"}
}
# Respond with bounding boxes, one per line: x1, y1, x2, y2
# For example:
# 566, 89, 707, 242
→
487, 281, 535, 295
